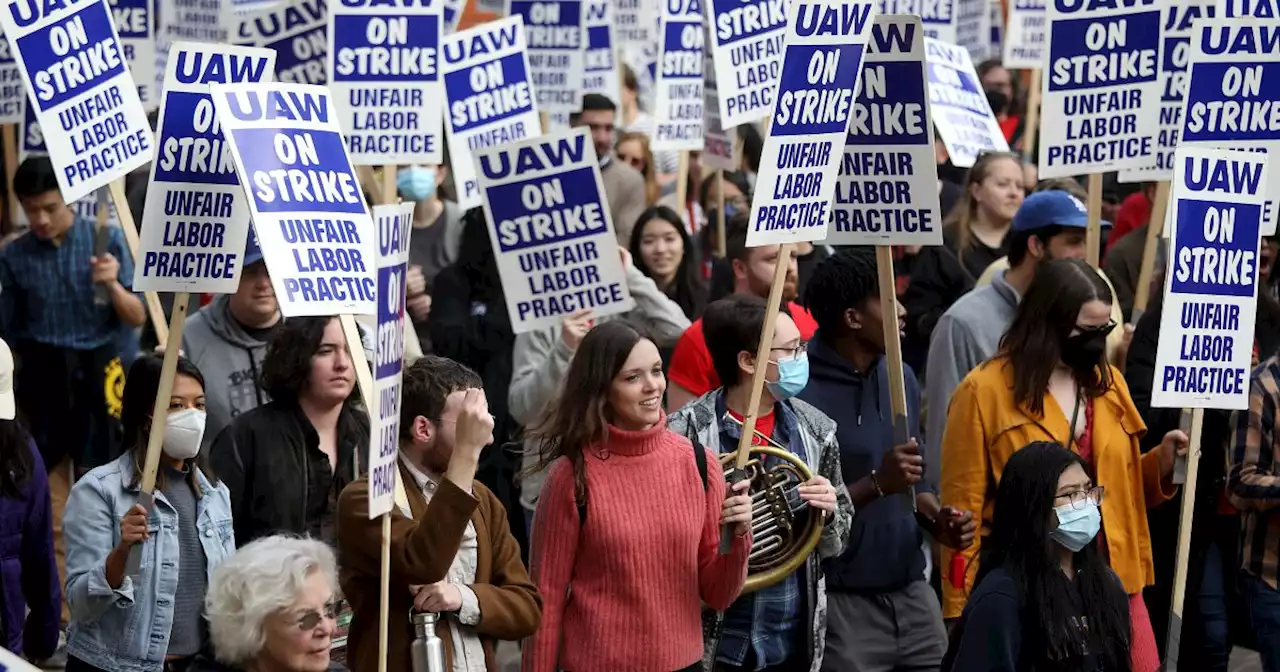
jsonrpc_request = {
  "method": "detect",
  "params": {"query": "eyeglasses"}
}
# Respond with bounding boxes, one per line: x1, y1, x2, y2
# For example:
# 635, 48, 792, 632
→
771, 342, 808, 360
1056, 485, 1105, 510
1074, 320, 1117, 337
293, 599, 342, 631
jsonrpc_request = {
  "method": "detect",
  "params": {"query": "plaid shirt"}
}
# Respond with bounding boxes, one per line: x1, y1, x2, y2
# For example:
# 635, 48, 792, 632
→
715, 397, 808, 670
0, 217, 136, 350
1229, 355, 1280, 590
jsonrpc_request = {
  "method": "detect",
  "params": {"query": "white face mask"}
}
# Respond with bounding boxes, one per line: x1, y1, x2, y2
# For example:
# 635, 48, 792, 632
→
164, 409, 207, 460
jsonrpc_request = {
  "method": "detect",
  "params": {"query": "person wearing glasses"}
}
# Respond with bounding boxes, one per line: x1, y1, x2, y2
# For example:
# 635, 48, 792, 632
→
944, 442, 1133, 672
940, 259, 1189, 672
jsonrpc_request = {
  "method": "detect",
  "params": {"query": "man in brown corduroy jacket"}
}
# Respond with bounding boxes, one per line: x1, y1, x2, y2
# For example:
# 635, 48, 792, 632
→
337, 356, 541, 672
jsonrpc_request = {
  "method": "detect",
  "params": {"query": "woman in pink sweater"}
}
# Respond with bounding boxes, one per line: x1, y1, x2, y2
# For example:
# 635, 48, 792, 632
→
523, 321, 752, 672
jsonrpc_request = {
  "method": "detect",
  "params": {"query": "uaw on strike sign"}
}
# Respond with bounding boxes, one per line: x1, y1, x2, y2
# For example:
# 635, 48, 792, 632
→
368, 201, 414, 519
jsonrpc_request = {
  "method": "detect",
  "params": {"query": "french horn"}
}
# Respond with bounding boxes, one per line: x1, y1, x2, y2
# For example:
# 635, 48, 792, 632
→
720, 413, 825, 594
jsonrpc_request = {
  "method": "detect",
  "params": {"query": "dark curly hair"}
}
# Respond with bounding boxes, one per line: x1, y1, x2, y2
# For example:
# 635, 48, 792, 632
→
259, 316, 346, 402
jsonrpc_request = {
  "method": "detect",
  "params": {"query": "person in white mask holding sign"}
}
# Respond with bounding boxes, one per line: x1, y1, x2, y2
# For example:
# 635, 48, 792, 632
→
62, 355, 236, 672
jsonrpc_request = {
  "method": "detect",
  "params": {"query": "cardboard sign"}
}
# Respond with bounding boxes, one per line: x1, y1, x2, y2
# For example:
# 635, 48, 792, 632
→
706, 0, 787, 129
702, 38, 737, 171
475, 127, 634, 333
582, 0, 618, 106
328, 0, 443, 165
0, 0, 155, 202
442, 16, 541, 210
925, 38, 1007, 168
1180, 19, 1280, 235
747, 0, 876, 246
211, 83, 377, 316
0, 30, 24, 123
235, 0, 328, 85
831, 14, 941, 247
508, 0, 583, 117
1003, 0, 1046, 69
1038, 0, 1162, 179
163, 0, 230, 44
652, 0, 702, 151
368, 200, 414, 519
879, 0, 956, 41
110, 0, 156, 110
135, 43, 275, 294
1152, 146, 1268, 410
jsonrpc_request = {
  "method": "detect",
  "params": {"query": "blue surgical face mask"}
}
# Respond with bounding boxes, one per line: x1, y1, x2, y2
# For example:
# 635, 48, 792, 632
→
1049, 499, 1101, 552
766, 352, 809, 401
723, 202, 740, 221
397, 166, 437, 202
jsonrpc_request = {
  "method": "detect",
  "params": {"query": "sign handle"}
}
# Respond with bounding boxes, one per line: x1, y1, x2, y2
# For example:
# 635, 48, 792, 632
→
1085, 173, 1103, 269
1130, 181, 1171, 324
1020, 69, 1042, 157
1164, 406, 1204, 671
875, 247, 917, 512
93, 188, 112, 306
382, 166, 398, 206
3, 124, 17, 233
107, 179, 170, 349
675, 152, 690, 224
378, 511, 391, 672
715, 170, 727, 258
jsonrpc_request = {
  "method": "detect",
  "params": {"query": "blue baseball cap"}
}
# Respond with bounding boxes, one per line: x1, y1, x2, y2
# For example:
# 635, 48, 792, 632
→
244, 227, 264, 267
1011, 190, 1092, 232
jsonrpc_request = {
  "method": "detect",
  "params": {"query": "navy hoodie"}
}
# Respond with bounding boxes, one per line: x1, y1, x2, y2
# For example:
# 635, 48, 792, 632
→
798, 332, 929, 592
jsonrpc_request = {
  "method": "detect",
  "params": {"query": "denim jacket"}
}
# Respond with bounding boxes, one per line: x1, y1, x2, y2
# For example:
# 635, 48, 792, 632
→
63, 452, 236, 672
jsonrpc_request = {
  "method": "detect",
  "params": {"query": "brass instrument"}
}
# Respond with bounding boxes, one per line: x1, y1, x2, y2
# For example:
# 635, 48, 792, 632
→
720, 413, 824, 594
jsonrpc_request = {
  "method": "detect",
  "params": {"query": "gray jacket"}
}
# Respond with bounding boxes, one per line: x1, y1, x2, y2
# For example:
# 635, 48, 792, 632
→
182, 296, 276, 451
667, 390, 853, 672
511, 263, 691, 512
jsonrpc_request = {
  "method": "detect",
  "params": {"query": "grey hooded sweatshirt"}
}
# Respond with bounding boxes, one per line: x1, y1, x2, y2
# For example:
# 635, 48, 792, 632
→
182, 295, 277, 450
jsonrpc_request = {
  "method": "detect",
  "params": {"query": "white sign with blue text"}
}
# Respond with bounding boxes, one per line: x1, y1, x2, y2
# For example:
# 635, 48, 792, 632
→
1153, 146, 1268, 410
443, 0, 463, 32
924, 38, 1006, 168
17, 96, 118, 225
211, 83, 377, 316
1179, 19, 1280, 235
508, 0, 583, 117
135, 43, 276, 294
618, 0, 655, 47
0, 31, 24, 123
442, 16, 541, 210
878, 0, 955, 41
1219, 0, 1279, 18
582, 0, 619, 105
954, 0, 990, 60
748, 0, 877, 246
0, 0, 156, 202
236, 0, 328, 85
475, 127, 634, 333
832, 14, 941, 246
703, 38, 737, 171
652, 0, 702, 151
1003, 0, 1046, 69
1039, 0, 1163, 179
110, 0, 156, 110
368, 200, 414, 519
329, 0, 443, 165
707, 0, 786, 129
163, 0, 229, 44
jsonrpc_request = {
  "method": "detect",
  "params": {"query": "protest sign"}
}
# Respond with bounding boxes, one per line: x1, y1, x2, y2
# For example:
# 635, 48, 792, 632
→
443, 0, 463, 32
831, 15, 941, 247
17, 97, 118, 225
1152, 146, 1267, 410
617, 0, 655, 50
0, 646, 43, 672
135, 43, 276, 294
0, 0, 155, 202
925, 38, 1008, 167
1220, 0, 1279, 17
110, 0, 157, 110
475, 127, 634, 333
162, 0, 229, 44
1179, 19, 1280, 234
703, 41, 736, 171
1003, 0, 1046, 69
442, 16, 541, 209
0, 31, 23, 123
211, 83, 377, 316
878, 0, 955, 40
582, 0, 619, 106
508, 0, 583, 118
989, 0, 1002, 54
748, 0, 876, 246
706, 0, 787, 128
652, 0, 702, 151
1038, 0, 1162, 179
955, 0, 991, 60
328, 0, 443, 165
368, 200, 413, 519
235, 0, 327, 85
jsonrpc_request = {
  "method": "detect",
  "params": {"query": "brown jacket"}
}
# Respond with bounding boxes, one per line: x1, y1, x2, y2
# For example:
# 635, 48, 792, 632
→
336, 462, 541, 672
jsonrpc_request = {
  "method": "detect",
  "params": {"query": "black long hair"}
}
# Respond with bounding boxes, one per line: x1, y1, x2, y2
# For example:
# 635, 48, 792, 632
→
120, 354, 209, 490
980, 442, 1131, 671
629, 206, 707, 320
456, 206, 503, 304
0, 419, 35, 499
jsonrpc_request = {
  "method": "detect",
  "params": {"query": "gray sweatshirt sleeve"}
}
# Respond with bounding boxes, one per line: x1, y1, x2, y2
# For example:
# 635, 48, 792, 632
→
924, 313, 984, 490
509, 328, 575, 426
623, 263, 691, 347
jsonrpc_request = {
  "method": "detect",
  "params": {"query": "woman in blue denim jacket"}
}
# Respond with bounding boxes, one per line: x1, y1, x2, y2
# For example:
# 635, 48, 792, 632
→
63, 354, 236, 672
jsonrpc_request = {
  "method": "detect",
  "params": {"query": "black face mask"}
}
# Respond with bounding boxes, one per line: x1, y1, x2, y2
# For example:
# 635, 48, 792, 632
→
1061, 331, 1107, 374
985, 88, 1010, 116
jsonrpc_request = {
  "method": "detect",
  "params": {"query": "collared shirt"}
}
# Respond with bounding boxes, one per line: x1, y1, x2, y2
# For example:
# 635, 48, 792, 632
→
400, 455, 486, 672
0, 216, 137, 350
1229, 355, 1280, 590
714, 395, 808, 670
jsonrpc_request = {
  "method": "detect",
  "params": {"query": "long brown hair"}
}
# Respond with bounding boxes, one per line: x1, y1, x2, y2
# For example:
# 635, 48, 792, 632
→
617, 132, 660, 206
944, 151, 1021, 268
999, 259, 1113, 415
525, 321, 649, 505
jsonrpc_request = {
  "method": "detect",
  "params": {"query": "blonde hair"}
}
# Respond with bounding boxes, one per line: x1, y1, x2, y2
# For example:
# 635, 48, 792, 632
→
617, 132, 660, 206
944, 151, 1022, 269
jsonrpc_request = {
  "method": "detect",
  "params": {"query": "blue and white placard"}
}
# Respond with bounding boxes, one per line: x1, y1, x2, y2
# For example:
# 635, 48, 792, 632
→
0, 32, 23, 123
236, 0, 327, 84
924, 38, 1006, 167
831, 15, 940, 246
652, 0, 702, 151
442, 16, 541, 210
162, 0, 229, 44
703, 40, 737, 171
135, 43, 275, 294
475, 127, 634, 333
582, 0, 619, 105
1039, 0, 1162, 179
443, 0, 463, 32
1152, 146, 1268, 410
955, 0, 991, 60
110, 0, 156, 110
368, 200, 414, 519
328, 0, 443, 165
17, 97, 118, 226
1180, 18, 1280, 235
1003, 0, 1046, 69
878, 0, 956, 41
210, 83, 377, 316
617, 0, 656, 50
1220, 0, 1279, 18
706, 0, 786, 129
0, 0, 156, 202
748, 0, 876, 246
508, 0, 583, 117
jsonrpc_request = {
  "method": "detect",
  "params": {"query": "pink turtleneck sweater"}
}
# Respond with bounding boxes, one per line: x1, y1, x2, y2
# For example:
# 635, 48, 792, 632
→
523, 418, 751, 672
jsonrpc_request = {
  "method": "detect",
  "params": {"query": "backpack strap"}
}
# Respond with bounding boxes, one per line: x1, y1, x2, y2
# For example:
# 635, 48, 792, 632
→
579, 429, 710, 528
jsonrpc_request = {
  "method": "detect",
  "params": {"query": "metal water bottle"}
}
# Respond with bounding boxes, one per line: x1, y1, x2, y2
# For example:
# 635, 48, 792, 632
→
410, 611, 445, 672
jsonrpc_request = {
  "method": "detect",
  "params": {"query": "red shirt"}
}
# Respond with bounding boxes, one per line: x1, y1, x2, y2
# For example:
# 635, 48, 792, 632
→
1105, 191, 1153, 255
725, 408, 777, 448
668, 302, 819, 396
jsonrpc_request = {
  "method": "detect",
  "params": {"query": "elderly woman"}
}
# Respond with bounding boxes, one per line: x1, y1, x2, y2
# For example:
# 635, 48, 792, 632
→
192, 535, 345, 672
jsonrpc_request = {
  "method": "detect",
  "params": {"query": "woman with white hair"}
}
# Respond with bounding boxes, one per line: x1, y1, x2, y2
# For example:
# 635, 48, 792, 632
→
191, 535, 345, 672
